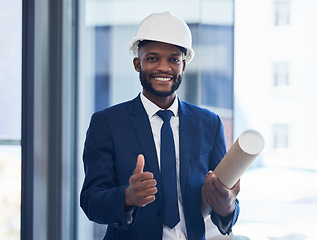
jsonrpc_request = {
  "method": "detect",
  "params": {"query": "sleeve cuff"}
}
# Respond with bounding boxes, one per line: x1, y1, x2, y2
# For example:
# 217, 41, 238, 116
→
212, 211, 235, 235
125, 206, 135, 225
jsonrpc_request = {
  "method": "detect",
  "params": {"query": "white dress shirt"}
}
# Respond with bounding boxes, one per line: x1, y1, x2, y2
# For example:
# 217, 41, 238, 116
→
140, 93, 188, 240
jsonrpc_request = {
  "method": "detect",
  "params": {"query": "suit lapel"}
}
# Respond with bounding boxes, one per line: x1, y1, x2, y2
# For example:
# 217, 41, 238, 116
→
129, 95, 162, 188
128, 96, 196, 202
178, 100, 195, 196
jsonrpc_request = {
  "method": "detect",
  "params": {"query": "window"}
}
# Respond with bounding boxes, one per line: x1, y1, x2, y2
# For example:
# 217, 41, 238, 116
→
0, 1, 22, 239
199, 24, 233, 110
273, 62, 290, 87
22, 1, 77, 239
93, 26, 111, 111
272, 124, 289, 149
274, 0, 291, 26
235, 0, 317, 238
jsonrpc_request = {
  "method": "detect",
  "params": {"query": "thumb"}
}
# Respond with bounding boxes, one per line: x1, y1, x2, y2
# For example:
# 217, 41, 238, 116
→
133, 154, 145, 174
232, 178, 241, 193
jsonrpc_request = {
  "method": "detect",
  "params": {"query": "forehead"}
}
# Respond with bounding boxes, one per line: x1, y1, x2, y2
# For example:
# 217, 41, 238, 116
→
138, 41, 183, 56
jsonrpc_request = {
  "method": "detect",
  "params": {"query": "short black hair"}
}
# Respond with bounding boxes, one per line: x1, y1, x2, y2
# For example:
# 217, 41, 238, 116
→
138, 40, 187, 55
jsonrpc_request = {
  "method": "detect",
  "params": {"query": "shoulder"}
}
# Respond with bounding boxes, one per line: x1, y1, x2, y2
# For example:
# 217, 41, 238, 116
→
179, 100, 221, 122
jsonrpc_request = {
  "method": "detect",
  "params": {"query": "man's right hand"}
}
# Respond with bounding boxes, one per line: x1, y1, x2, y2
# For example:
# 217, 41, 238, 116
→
125, 154, 157, 207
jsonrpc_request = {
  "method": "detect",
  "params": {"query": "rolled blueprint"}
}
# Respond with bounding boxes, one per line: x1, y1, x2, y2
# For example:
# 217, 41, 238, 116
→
213, 129, 265, 189
201, 129, 264, 218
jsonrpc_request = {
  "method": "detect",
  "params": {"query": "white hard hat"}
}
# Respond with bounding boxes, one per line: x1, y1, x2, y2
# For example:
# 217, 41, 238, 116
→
128, 12, 195, 63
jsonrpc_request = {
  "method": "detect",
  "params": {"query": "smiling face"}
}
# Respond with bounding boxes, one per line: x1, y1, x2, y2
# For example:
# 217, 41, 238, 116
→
133, 41, 186, 105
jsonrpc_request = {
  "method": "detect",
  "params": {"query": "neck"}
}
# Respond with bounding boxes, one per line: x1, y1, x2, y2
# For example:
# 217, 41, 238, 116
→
142, 90, 176, 109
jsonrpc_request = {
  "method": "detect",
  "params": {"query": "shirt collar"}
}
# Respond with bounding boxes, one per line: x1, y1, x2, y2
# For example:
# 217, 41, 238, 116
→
140, 92, 179, 118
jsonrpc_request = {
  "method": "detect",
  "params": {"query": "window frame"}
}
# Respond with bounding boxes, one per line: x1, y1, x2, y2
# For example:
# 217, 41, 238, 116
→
21, 0, 79, 239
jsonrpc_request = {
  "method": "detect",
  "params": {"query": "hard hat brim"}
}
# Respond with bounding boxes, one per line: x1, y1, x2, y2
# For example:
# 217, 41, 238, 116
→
128, 38, 195, 64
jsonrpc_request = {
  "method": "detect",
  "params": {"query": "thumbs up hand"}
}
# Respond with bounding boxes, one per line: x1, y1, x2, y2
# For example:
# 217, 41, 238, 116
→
125, 154, 157, 207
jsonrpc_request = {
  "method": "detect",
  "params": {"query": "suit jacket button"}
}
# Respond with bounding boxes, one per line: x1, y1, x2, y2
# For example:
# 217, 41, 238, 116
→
114, 221, 123, 228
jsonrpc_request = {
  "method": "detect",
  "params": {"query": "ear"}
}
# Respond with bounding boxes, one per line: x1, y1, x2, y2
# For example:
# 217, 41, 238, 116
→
182, 60, 186, 73
133, 57, 141, 72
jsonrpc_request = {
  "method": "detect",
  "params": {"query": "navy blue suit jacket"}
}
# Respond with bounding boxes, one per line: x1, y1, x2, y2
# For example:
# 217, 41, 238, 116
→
80, 95, 239, 240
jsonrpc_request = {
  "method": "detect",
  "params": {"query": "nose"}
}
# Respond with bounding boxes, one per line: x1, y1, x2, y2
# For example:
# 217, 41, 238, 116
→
157, 59, 172, 72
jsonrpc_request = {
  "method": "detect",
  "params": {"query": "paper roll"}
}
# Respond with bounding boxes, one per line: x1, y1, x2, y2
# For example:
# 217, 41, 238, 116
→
213, 129, 265, 189
201, 129, 264, 218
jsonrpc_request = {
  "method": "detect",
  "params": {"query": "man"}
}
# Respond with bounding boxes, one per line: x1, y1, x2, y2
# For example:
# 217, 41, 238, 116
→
80, 12, 240, 240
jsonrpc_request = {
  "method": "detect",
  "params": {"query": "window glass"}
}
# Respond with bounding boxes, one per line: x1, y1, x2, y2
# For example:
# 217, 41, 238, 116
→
0, 0, 22, 239
235, 0, 317, 239
273, 124, 289, 149
273, 62, 290, 87
274, 0, 290, 26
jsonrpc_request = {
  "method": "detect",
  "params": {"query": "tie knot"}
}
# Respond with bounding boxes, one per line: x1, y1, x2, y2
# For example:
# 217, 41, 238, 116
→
157, 110, 173, 123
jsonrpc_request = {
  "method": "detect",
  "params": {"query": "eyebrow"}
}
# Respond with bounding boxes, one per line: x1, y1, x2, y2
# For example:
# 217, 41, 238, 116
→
144, 52, 182, 57
145, 52, 159, 56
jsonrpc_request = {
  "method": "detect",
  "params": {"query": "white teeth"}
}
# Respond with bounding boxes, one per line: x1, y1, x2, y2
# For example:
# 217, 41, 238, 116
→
154, 77, 171, 81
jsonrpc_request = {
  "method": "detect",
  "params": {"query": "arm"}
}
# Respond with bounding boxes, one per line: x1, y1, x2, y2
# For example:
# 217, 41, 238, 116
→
80, 112, 157, 228
80, 112, 128, 227
204, 114, 240, 234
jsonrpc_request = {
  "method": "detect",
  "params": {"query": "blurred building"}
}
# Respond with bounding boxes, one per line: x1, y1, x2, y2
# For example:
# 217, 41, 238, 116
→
235, 0, 317, 170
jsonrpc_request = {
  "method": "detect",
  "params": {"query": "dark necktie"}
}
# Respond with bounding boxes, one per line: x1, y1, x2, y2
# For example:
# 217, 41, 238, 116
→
156, 110, 180, 229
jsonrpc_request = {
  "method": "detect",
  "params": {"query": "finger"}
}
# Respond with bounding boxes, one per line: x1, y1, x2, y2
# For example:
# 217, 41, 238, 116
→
144, 195, 156, 205
204, 174, 227, 201
204, 171, 216, 189
144, 186, 158, 196
204, 170, 213, 179
142, 178, 157, 189
211, 173, 227, 191
133, 186, 157, 207
131, 178, 157, 194
133, 154, 145, 174
138, 195, 156, 207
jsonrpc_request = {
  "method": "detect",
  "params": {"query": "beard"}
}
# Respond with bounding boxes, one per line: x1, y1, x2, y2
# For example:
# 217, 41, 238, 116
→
139, 68, 183, 97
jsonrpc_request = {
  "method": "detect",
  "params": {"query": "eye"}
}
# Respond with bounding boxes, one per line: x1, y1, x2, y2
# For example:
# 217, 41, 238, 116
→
146, 57, 157, 61
170, 58, 181, 63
